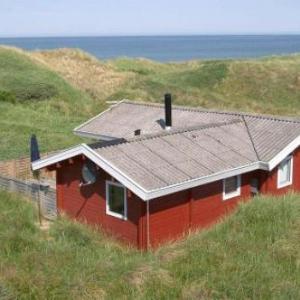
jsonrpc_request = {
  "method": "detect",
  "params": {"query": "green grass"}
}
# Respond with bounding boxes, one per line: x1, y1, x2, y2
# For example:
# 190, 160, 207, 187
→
0, 189, 299, 299
108, 55, 300, 113
1, 47, 300, 160
0, 47, 105, 160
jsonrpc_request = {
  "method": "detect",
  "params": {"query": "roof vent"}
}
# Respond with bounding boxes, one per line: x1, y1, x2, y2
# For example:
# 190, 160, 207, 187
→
164, 93, 172, 130
134, 129, 141, 136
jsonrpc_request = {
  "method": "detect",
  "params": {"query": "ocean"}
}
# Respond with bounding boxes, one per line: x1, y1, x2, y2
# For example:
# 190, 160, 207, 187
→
0, 35, 300, 62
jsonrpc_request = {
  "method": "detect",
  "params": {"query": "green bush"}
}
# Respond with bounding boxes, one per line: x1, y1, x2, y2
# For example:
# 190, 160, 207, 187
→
0, 90, 16, 103
0, 84, 58, 103
12, 83, 58, 101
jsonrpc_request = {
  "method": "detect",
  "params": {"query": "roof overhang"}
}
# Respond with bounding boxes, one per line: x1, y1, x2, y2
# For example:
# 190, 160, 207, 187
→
268, 135, 300, 171
32, 135, 300, 201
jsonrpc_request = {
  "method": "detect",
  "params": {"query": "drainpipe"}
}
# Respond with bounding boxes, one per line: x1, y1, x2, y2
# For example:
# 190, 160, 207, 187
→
146, 200, 150, 250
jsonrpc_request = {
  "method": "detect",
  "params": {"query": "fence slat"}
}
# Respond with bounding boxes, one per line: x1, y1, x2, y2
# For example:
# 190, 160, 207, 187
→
0, 175, 57, 220
0, 152, 56, 181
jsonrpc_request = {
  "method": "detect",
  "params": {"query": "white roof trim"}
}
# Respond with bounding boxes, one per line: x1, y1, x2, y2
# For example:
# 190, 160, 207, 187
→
80, 144, 149, 200
144, 162, 268, 200
32, 143, 149, 200
31, 145, 265, 201
268, 135, 300, 170
31, 145, 83, 171
31, 134, 300, 201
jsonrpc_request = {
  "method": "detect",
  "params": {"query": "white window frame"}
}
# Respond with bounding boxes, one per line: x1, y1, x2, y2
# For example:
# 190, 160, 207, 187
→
277, 155, 293, 189
223, 175, 241, 200
106, 180, 127, 220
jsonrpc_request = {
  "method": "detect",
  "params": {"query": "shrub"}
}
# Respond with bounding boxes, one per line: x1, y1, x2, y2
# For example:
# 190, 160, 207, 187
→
13, 83, 58, 101
0, 90, 16, 103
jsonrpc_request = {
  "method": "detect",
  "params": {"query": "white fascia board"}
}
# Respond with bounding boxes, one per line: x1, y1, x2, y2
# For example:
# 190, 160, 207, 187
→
143, 161, 268, 200
83, 146, 269, 201
31, 145, 270, 201
80, 144, 149, 200
268, 135, 300, 171
73, 100, 125, 133
30, 133, 300, 201
31, 143, 148, 200
73, 130, 118, 141
31, 145, 83, 171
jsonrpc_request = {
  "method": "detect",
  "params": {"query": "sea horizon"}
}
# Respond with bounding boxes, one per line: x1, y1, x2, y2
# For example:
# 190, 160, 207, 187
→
1, 34, 300, 62
1, 33, 300, 37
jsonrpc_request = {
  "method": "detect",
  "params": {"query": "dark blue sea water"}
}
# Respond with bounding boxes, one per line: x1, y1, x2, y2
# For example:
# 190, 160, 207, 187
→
0, 35, 300, 62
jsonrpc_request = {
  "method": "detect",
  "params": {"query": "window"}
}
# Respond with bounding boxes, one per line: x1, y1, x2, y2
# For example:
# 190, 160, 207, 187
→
223, 175, 241, 200
106, 181, 127, 219
277, 156, 293, 188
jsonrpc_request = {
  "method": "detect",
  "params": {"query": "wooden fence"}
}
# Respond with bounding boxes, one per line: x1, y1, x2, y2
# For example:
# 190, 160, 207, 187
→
0, 175, 57, 220
0, 153, 56, 180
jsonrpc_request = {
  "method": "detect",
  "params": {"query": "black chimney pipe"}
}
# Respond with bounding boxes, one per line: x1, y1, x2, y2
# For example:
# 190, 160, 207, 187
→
164, 93, 172, 129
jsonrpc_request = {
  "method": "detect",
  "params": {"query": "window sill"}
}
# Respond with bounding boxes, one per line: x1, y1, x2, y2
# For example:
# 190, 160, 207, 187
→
106, 210, 127, 220
223, 191, 241, 201
277, 181, 292, 189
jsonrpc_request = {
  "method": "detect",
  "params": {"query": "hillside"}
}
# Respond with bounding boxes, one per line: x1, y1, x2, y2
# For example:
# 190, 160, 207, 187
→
34, 49, 300, 114
0, 47, 106, 160
32, 49, 129, 100
0, 190, 299, 299
1, 46, 300, 159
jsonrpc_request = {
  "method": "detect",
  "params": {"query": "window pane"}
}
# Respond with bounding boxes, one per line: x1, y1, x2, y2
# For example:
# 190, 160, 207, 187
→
279, 158, 291, 184
286, 159, 291, 181
225, 176, 238, 194
108, 185, 125, 215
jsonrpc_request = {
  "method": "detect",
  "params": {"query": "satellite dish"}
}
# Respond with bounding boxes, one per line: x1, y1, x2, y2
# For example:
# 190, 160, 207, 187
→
81, 161, 97, 185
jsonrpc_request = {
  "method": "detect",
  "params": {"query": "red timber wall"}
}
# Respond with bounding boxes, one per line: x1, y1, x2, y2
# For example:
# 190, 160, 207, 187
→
55, 156, 143, 247
142, 171, 256, 248
53, 148, 300, 250
140, 147, 300, 249
260, 148, 300, 194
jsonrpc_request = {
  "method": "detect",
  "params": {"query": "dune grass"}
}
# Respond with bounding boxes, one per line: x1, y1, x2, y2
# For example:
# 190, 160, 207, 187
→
0, 189, 299, 299
1, 47, 300, 160
108, 55, 300, 114
0, 47, 105, 160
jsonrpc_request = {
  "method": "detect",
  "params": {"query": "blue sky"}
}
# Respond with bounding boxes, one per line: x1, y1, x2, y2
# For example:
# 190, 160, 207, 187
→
1, 0, 300, 37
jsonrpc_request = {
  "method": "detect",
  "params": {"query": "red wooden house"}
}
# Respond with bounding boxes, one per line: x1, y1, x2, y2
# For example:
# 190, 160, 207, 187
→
32, 96, 300, 249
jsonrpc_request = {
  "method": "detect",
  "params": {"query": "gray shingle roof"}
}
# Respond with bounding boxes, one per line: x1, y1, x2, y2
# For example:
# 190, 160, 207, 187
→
88, 119, 264, 191
76, 100, 300, 160
35, 100, 300, 198
74, 101, 238, 139
74, 100, 300, 141
32, 102, 300, 200
75, 100, 300, 192
243, 116, 300, 161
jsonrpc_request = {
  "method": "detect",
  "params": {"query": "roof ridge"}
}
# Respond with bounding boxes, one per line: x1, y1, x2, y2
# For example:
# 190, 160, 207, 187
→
90, 119, 242, 150
121, 100, 300, 124
241, 115, 260, 161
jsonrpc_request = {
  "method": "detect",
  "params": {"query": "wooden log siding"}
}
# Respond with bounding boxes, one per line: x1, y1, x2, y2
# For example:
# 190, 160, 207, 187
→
0, 175, 57, 220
